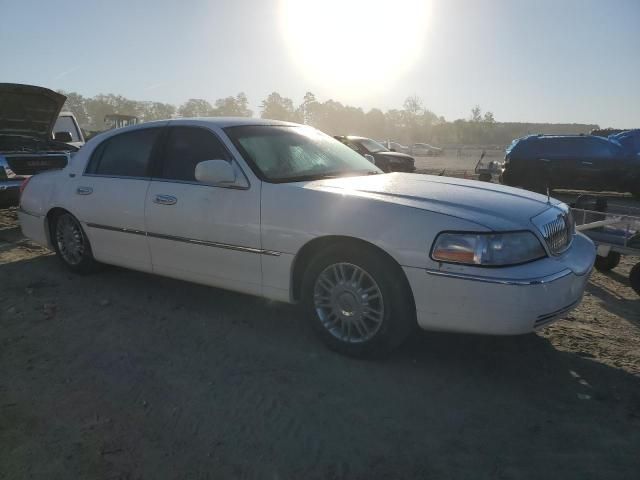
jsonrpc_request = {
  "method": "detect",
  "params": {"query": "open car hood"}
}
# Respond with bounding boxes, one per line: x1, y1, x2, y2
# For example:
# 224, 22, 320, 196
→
0, 83, 67, 140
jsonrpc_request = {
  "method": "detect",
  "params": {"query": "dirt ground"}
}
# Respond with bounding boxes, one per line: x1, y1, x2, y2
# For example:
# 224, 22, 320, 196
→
1, 204, 639, 480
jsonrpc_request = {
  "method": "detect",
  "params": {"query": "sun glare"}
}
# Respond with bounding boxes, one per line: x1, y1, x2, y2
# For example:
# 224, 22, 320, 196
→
280, 0, 430, 98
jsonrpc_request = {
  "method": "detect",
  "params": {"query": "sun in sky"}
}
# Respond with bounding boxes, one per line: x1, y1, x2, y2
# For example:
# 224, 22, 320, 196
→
280, 0, 430, 99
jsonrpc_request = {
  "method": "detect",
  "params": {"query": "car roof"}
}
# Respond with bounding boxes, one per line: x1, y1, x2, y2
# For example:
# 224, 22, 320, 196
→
170, 117, 299, 128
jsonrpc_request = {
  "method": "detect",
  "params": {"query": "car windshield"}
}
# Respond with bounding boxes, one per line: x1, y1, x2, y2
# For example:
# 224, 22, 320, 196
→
225, 125, 382, 182
358, 138, 388, 153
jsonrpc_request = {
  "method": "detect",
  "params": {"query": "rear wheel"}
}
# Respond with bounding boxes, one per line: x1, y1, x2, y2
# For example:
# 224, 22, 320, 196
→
51, 212, 99, 274
630, 263, 640, 296
302, 244, 415, 358
594, 252, 621, 272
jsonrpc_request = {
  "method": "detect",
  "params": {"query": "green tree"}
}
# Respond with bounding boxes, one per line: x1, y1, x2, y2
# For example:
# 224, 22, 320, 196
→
298, 91, 320, 126
138, 101, 176, 122
214, 92, 252, 117
403, 95, 424, 116
260, 92, 298, 121
178, 99, 216, 117
471, 105, 482, 122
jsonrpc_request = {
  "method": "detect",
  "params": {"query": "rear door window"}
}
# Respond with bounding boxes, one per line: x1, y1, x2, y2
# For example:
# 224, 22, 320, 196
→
583, 138, 613, 158
158, 126, 230, 182
86, 128, 161, 177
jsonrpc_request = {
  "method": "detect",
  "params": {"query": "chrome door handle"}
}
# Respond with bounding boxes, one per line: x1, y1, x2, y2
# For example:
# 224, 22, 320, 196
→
539, 158, 551, 163
153, 194, 177, 205
581, 161, 593, 165
76, 186, 93, 195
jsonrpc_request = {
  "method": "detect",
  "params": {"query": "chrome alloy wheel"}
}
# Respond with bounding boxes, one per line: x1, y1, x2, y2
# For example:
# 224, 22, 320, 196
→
313, 262, 384, 343
55, 215, 86, 266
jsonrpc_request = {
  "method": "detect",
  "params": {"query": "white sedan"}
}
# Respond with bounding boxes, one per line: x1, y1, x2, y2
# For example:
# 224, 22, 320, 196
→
18, 118, 596, 357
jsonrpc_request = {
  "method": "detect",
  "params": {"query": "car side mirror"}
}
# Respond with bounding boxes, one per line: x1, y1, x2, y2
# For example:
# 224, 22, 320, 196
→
195, 160, 236, 185
54, 131, 73, 142
364, 154, 375, 164
389, 148, 396, 152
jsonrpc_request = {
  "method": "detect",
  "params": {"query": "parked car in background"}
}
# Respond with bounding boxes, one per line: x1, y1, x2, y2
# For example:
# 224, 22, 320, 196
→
411, 143, 443, 156
54, 112, 85, 149
334, 135, 415, 172
379, 140, 410, 154
0, 83, 78, 207
19, 118, 595, 357
501, 134, 640, 198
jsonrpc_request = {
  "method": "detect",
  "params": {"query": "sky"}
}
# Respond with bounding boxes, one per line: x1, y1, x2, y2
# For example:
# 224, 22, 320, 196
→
1, 0, 638, 127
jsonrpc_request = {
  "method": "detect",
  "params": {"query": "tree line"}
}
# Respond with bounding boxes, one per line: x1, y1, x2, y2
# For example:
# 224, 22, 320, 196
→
59, 90, 598, 146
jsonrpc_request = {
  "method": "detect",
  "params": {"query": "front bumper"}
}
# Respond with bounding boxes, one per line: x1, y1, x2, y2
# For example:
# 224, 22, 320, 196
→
404, 233, 596, 335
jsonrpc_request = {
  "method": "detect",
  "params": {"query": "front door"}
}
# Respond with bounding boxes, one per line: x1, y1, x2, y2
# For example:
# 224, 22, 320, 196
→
70, 126, 164, 272
144, 125, 262, 296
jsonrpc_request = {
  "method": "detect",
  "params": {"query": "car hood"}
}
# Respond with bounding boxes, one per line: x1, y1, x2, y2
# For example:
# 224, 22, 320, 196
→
0, 83, 67, 140
374, 151, 414, 161
304, 172, 562, 230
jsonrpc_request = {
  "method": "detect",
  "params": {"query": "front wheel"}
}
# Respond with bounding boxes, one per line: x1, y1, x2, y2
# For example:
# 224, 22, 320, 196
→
302, 244, 415, 358
594, 252, 621, 272
52, 212, 99, 274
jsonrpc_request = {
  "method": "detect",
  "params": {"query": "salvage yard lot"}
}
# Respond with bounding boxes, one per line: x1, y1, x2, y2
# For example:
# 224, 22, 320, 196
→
1, 207, 639, 479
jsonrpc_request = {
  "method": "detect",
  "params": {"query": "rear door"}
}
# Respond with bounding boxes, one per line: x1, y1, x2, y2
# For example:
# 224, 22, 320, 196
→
144, 125, 262, 296
71, 126, 164, 272
578, 137, 625, 190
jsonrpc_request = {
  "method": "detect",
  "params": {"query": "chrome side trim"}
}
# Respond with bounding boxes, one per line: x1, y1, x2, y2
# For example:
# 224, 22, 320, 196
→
424, 268, 572, 286
85, 222, 280, 256
86, 223, 146, 236
148, 231, 280, 256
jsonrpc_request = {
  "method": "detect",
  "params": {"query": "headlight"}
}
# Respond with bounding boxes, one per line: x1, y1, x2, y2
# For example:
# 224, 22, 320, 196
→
431, 231, 546, 266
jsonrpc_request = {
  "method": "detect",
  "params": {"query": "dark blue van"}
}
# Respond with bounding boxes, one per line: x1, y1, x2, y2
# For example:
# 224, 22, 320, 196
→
501, 134, 639, 198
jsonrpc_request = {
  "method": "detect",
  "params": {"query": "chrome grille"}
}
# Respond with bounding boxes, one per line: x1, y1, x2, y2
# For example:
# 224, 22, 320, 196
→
540, 210, 574, 254
532, 205, 574, 255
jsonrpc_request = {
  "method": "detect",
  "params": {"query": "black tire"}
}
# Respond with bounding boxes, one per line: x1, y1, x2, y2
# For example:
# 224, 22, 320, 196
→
594, 252, 621, 272
630, 263, 640, 296
51, 212, 100, 274
301, 243, 415, 358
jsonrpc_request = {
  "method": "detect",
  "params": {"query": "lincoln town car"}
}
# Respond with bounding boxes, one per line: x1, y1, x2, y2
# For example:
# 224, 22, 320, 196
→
18, 118, 596, 357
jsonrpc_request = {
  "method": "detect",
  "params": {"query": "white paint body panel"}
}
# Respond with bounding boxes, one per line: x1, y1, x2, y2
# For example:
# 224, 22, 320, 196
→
72, 176, 152, 272
18, 118, 596, 336
145, 180, 262, 296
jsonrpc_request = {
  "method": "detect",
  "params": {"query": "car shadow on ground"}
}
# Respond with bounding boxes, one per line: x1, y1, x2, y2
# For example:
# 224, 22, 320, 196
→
1, 253, 639, 479
586, 279, 639, 328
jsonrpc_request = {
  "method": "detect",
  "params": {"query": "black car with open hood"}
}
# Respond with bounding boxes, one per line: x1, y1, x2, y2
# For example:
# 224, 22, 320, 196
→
0, 83, 77, 207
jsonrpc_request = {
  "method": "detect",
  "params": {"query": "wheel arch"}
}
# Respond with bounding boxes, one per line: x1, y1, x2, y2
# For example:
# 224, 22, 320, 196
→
44, 207, 74, 248
290, 235, 415, 310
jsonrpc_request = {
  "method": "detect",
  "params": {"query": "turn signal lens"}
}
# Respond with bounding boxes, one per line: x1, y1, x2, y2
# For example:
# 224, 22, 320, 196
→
431, 231, 546, 266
